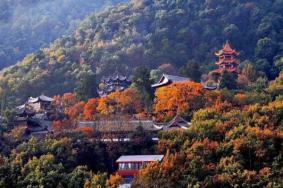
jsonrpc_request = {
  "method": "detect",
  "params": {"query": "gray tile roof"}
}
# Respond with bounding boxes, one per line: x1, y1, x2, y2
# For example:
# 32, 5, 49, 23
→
28, 95, 53, 103
116, 155, 164, 163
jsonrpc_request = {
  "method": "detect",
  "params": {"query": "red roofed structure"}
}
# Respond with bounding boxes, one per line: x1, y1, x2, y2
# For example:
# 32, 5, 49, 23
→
116, 155, 164, 183
212, 41, 240, 74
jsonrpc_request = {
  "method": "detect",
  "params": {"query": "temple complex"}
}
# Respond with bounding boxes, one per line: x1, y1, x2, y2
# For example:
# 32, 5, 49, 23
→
211, 41, 240, 74
98, 72, 131, 97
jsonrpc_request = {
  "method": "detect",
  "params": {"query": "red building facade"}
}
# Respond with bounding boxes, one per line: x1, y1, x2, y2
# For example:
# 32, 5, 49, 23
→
116, 155, 164, 183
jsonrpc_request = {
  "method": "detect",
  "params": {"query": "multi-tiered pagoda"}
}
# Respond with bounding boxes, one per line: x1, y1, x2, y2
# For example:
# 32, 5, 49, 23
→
98, 72, 131, 97
211, 41, 240, 74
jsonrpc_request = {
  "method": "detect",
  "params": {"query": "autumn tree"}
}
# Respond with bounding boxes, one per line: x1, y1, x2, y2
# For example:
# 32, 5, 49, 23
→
97, 88, 143, 115
154, 81, 205, 120
53, 93, 77, 111
19, 154, 66, 187
84, 172, 108, 188
268, 71, 283, 97
241, 63, 258, 82
83, 98, 99, 120
65, 101, 86, 123
109, 88, 143, 114
132, 152, 187, 188
106, 174, 122, 188
68, 166, 91, 188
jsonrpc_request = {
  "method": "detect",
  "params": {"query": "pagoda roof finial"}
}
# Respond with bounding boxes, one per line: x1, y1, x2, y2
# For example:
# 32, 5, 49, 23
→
223, 40, 233, 51
215, 41, 239, 56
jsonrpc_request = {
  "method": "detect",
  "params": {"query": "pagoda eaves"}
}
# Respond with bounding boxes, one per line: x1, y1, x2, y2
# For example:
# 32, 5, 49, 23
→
215, 41, 240, 56
211, 41, 240, 74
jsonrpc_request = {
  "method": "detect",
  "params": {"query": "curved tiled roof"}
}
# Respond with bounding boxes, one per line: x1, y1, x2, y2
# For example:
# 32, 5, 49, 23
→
151, 74, 190, 88
215, 41, 239, 56
28, 95, 53, 103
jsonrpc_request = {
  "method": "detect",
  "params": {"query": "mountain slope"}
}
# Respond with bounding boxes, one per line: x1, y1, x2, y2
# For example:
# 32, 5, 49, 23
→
0, 0, 126, 69
0, 0, 282, 105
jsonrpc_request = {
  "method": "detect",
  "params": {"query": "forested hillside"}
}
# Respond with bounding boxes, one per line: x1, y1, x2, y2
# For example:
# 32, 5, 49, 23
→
0, 0, 283, 105
0, 0, 126, 68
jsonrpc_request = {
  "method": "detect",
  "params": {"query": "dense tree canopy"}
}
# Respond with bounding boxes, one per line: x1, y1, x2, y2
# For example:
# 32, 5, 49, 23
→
0, 0, 282, 106
154, 81, 205, 120
0, 0, 282, 187
0, 0, 126, 69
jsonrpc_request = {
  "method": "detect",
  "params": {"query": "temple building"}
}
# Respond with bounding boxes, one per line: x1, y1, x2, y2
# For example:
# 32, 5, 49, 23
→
98, 72, 131, 97
25, 114, 52, 137
15, 104, 35, 125
154, 115, 191, 130
211, 41, 240, 74
27, 95, 53, 112
15, 95, 54, 136
116, 155, 164, 184
151, 74, 190, 88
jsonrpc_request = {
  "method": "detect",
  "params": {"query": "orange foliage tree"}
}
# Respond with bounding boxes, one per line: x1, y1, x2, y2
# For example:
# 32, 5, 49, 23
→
97, 95, 117, 115
83, 98, 99, 120
154, 81, 206, 120
53, 93, 77, 108
97, 88, 143, 115
107, 173, 122, 188
65, 101, 86, 122
52, 119, 73, 131
76, 127, 94, 137
203, 89, 237, 114
110, 88, 142, 114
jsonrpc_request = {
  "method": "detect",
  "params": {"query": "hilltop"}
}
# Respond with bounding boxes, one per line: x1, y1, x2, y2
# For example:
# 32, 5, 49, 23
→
0, 0, 126, 69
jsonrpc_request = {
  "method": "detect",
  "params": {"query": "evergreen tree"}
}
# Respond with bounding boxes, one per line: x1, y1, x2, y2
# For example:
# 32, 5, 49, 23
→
219, 71, 237, 90
132, 66, 154, 111
179, 60, 202, 82
74, 74, 98, 101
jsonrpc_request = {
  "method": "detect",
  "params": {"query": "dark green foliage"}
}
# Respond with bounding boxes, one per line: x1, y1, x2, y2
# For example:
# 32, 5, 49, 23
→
255, 37, 278, 61
3, 109, 16, 129
132, 66, 154, 111
219, 71, 237, 90
0, 0, 126, 69
254, 59, 271, 77
179, 60, 202, 82
74, 73, 98, 101
128, 126, 155, 154
0, 125, 158, 187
